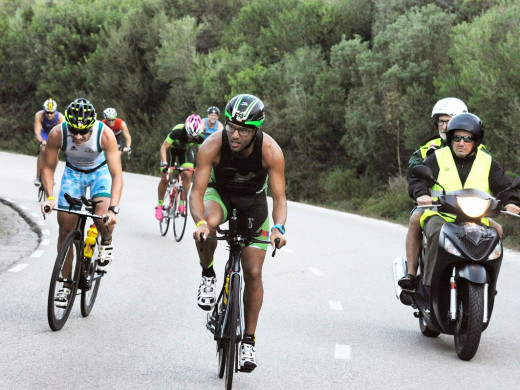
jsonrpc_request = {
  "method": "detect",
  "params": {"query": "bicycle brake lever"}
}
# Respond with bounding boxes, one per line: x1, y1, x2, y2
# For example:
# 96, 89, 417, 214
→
271, 238, 281, 257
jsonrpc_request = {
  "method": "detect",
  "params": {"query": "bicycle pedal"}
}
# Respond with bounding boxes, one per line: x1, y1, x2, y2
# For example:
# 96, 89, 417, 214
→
239, 366, 255, 373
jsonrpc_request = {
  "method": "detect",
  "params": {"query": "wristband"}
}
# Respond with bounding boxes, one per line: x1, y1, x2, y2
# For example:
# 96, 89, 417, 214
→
271, 224, 285, 235
196, 220, 208, 228
46, 196, 55, 201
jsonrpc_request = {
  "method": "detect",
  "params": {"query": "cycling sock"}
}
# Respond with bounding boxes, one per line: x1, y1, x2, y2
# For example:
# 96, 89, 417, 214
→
101, 236, 112, 245
158, 200, 164, 206
201, 263, 216, 278
243, 334, 255, 346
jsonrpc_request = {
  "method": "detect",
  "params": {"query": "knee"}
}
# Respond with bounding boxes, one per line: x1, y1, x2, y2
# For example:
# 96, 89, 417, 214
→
243, 267, 262, 286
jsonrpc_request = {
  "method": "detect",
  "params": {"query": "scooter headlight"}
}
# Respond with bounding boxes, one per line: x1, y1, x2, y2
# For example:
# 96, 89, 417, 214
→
489, 241, 502, 260
456, 196, 491, 218
444, 237, 462, 257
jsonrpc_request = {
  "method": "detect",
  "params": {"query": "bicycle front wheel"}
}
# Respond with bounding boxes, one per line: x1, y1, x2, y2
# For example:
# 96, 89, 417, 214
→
225, 276, 240, 390
80, 240, 103, 317
173, 185, 187, 242
159, 186, 172, 236
47, 230, 82, 331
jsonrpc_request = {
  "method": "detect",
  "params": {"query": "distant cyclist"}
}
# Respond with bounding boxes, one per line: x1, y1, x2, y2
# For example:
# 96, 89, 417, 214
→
33, 98, 65, 186
101, 107, 132, 153
155, 114, 204, 220
41, 98, 123, 307
202, 106, 224, 139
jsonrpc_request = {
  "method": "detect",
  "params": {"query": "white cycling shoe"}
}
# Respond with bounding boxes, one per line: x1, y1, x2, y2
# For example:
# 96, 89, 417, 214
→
239, 343, 257, 372
197, 276, 216, 311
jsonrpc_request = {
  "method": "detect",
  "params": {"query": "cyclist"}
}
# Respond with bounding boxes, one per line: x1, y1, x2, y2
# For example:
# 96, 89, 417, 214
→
399, 98, 468, 288
101, 107, 132, 153
41, 98, 123, 307
202, 106, 224, 139
155, 114, 204, 220
33, 98, 65, 186
191, 94, 288, 372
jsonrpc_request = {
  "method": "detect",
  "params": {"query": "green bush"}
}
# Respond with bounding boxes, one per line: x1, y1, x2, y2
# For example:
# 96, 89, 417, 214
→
360, 175, 413, 222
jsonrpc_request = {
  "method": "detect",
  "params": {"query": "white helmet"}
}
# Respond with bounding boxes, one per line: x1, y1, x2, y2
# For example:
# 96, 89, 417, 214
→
43, 98, 57, 112
185, 114, 203, 138
431, 97, 468, 141
103, 107, 117, 120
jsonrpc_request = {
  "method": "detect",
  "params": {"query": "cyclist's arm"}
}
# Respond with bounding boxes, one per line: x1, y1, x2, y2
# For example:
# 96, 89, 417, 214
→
263, 134, 287, 248
190, 136, 221, 240
160, 139, 172, 163
121, 120, 132, 148
40, 125, 62, 213
57, 113, 66, 124
34, 111, 43, 143
217, 121, 224, 131
102, 123, 123, 211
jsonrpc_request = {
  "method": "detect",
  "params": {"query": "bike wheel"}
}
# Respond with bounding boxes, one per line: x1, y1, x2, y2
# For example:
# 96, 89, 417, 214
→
38, 185, 45, 202
159, 187, 172, 236
173, 186, 187, 242
217, 304, 227, 378
454, 281, 484, 361
80, 239, 103, 317
225, 276, 240, 390
47, 230, 82, 331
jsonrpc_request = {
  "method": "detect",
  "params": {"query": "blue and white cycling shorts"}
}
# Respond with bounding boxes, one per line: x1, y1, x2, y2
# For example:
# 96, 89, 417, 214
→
41, 130, 50, 142
58, 164, 112, 210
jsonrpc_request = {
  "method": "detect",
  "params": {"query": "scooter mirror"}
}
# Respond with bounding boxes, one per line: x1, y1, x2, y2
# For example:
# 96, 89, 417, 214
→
412, 165, 435, 181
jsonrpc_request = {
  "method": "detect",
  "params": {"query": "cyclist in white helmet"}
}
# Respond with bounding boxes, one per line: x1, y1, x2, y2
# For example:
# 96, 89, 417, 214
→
155, 114, 204, 220
202, 106, 224, 139
102, 107, 132, 154
33, 98, 65, 186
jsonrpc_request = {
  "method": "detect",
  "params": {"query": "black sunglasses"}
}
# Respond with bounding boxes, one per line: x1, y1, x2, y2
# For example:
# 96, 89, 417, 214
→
452, 135, 475, 143
68, 124, 91, 136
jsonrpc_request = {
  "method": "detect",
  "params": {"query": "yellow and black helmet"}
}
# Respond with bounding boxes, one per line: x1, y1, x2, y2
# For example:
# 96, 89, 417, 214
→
65, 98, 97, 130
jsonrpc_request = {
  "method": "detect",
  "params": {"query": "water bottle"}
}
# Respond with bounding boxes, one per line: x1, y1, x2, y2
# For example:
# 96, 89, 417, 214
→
84, 224, 98, 258
224, 273, 230, 305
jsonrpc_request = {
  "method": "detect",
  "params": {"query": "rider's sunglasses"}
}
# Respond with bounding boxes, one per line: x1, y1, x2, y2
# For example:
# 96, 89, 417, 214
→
452, 135, 475, 143
45, 111, 55, 115
68, 124, 91, 136
225, 124, 254, 137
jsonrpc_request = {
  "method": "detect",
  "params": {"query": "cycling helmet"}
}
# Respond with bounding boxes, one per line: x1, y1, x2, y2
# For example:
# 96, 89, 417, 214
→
431, 97, 467, 121
65, 98, 97, 130
185, 114, 203, 137
225, 94, 265, 129
43, 98, 57, 113
446, 113, 484, 144
207, 106, 220, 115
103, 107, 117, 120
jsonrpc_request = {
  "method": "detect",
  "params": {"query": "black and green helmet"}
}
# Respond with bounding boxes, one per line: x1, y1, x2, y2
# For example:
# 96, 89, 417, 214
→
65, 98, 97, 130
225, 94, 265, 128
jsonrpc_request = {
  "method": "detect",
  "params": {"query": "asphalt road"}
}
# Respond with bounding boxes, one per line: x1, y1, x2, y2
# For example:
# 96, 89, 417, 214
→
1, 150, 520, 389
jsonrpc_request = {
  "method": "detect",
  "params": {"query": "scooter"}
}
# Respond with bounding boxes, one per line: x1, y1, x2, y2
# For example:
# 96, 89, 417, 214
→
393, 165, 520, 361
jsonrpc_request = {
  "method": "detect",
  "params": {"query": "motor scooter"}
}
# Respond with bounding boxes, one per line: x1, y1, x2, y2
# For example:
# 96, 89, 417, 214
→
393, 165, 520, 360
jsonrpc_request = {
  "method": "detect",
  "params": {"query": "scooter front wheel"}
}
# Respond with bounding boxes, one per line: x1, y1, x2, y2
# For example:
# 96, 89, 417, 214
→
454, 281, 484, 361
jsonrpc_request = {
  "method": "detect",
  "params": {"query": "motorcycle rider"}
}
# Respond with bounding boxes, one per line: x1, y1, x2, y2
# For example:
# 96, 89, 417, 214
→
399, 98, 468, 288
408, 112, 520, 287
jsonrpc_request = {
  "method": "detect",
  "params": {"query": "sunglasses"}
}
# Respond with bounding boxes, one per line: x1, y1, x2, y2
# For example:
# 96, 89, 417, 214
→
225, 124, 254, 137
452, 135, 475, 143
68, 125, 91, 136
45, 111, 55, 115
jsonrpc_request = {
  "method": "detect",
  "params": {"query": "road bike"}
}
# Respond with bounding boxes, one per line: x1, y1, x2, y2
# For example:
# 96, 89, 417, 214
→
159, 165, 194, 241
203, 210, 279, 389
37, 181, 45, 202
45, 193, 108, 331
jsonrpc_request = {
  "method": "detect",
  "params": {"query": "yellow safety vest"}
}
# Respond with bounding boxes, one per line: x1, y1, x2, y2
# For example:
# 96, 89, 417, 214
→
420, 147, 492, 228
419, 138, 443, 159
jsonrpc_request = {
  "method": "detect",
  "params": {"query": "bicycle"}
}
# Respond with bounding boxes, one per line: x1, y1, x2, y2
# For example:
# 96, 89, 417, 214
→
159, 164, 194, 241
202, 209, 279, 389
37, 181, 45, 202
45, 193, 108, 331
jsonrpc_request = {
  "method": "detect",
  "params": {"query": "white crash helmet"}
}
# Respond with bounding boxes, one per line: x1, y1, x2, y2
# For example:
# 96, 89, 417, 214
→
103, 107, 118, 120
43, 98, 57, 112
431, 97, 468, 141
185, 114, 203, 137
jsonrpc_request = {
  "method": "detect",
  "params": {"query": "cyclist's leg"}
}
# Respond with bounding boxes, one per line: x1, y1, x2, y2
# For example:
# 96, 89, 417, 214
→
89, 165, 113, 242
181, 146, 197, 194
35, 131, 48, 185
488, 217, 503, 237
405, 208, 424, 277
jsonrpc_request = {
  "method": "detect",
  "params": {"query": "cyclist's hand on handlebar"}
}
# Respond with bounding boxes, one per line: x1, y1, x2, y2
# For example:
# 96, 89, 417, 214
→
416, 194, 433, 206
41, 198, 55, 216
193, 223, 210, 243
270, 230, 286, 249
102, 211, 117, 226
123, 146, 131, 153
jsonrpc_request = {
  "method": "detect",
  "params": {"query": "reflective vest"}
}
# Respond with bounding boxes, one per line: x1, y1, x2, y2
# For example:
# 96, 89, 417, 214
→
419, 137, 443, 159
420, 147, 492, 228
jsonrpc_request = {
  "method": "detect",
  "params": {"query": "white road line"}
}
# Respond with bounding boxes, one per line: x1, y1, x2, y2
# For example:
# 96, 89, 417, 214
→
329, 300, 343, 310
335, 344, 351, 360
42, 229, 50, 235
31, 250, 45, 258
309, 267, 324, 276
9, 264, 29, 272
40, 239, 50, 246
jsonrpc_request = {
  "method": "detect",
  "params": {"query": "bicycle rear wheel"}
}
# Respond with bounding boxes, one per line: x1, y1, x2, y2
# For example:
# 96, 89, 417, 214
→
80, 239, 103, 317
47, 230, 82, 331
159, 186, 172, 236
173, 185, 187, 242
217, 303, 227, 378
225, 276, 240, 390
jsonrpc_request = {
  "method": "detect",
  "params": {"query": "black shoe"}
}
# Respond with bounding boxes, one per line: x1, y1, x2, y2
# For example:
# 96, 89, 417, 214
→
398, 274, 416, 289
